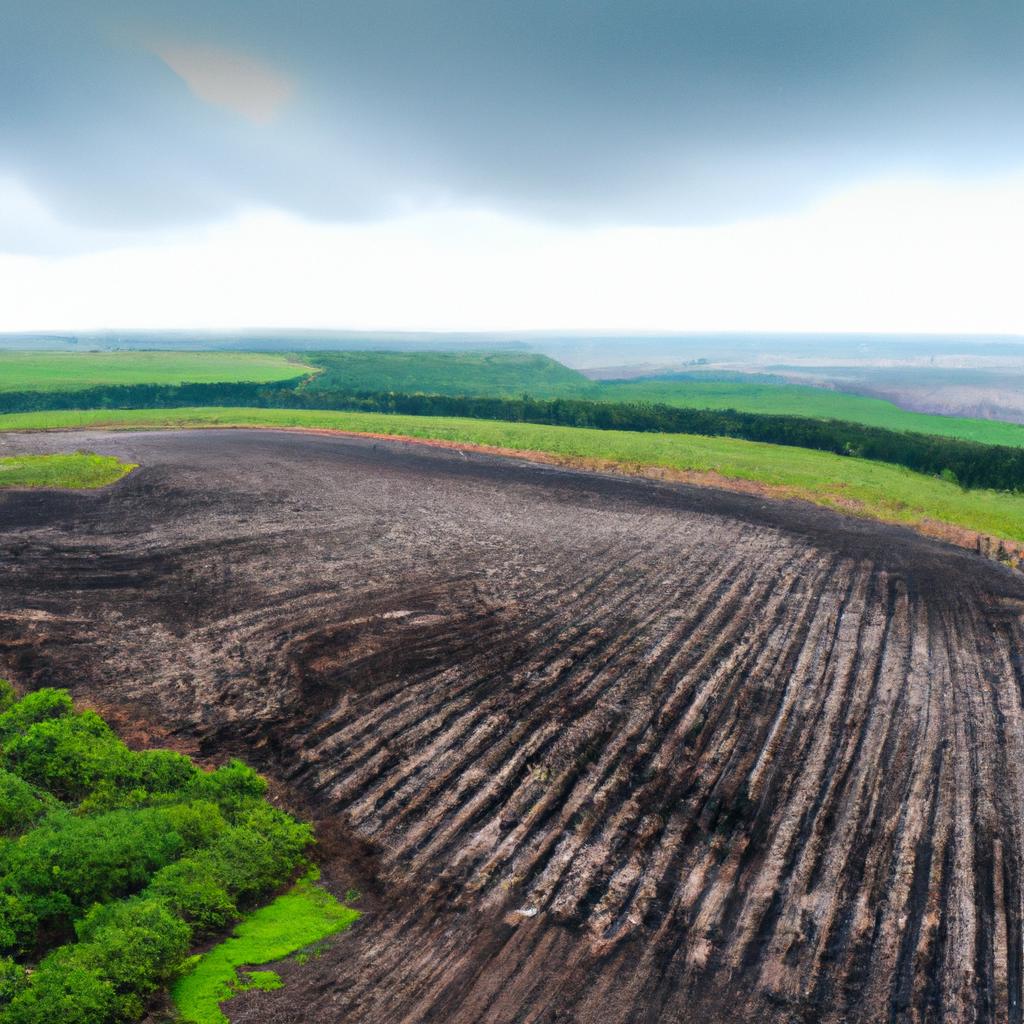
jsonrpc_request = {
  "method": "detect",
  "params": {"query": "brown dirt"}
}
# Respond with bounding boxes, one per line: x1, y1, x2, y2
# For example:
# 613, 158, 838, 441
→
1, 429, 1024, 1023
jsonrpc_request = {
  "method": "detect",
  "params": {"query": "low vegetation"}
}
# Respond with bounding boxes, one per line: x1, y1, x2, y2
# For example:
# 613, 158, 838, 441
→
0, 352, 312, 392
4, 406, 1023, 544
597, 374, 1024, 447
0, 453, 136, 490
303, 350, 594, 397
7, 382, 1024, 490
0, 681, 345, 1024
172, 870, 359, 1024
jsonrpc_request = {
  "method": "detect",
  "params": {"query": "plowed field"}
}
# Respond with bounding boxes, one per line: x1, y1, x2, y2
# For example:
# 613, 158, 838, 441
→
1, 429, 1023, 1023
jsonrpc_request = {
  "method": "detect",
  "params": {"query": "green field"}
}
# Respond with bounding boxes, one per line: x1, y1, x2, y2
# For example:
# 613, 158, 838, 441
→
4, 348, 1024, 450
0, 352, 311, 391
304, 350, 595, 398
5, 406, 1023, 544
0, 452, 136, 489
305, 353, 1024, 447
597, 377, 1024, 447
172, 870, 359, 1024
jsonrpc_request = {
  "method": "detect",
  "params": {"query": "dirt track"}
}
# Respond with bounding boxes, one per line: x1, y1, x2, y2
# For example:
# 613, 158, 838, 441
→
2, 429, 1024, 1023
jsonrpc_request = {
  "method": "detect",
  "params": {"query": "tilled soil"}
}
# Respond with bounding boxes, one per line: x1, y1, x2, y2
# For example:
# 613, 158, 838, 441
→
1, 429, 1024, 1024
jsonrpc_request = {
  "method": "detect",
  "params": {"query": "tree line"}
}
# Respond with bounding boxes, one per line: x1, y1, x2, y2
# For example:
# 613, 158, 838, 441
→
4, 380, 1024, 492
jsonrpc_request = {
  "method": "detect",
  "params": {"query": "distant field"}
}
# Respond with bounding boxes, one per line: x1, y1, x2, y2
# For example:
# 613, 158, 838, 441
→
0, 351, 311, 391
305, 353, 1024, 445
5, 406, 1023, 544
304, 350, 595, 398
0, 452, 136, 488
598, 377, 1024, 447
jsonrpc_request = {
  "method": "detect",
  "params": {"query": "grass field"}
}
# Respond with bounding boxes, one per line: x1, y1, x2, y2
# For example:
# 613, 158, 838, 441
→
597, 377, 1024, 447
4, 348, 1024, 450
5, 406, 1023, 544
0, 351, 312, 391
171, 871, 360, 1024
304, 350, 595, 398
0, 452, 136, 488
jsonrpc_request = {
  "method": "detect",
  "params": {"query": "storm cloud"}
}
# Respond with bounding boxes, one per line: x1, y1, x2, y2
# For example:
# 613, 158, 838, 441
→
4, 1, 1024, 252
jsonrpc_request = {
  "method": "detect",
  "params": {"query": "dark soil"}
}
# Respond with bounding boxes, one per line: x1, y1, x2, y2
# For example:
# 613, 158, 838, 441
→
1, 429, 1023, 1023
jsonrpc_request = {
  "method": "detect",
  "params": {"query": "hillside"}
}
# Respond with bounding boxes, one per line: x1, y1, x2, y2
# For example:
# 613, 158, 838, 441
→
303, 351, 596, 398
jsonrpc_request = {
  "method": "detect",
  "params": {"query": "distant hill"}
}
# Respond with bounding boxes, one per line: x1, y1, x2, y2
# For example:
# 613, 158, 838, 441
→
303, 351, 597, 399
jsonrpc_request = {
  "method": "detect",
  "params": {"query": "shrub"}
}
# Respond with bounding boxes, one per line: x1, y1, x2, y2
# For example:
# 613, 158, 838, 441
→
2, 712, 138, 804
0, 691, 72, 745
0, 689, 316, 1022
0, 773, 43, 837
147, 857, 238, 934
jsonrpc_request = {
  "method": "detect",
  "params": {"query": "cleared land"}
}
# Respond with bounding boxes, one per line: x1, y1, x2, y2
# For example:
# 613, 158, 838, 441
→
0, 452, 136, 489
0, 352, 310, 391
3, 406, 1023, 544
0, 429, 1023, 1023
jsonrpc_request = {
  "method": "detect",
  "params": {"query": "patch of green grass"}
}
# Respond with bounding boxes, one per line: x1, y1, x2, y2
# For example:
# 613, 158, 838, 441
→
4, 406, 1024, 544
0, 452, 136, 489
0, 352, 312, 392
596, 377, 1024, 447
304, 350, 596, 398
171, 870, 360, 1024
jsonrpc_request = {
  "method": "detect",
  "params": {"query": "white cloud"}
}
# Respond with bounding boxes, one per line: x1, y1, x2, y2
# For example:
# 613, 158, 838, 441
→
1, 174, 1022, 334
153, 41, 294, 123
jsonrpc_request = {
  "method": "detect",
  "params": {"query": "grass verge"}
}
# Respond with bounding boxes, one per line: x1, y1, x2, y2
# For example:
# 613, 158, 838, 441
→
171, 871, 360, 1024
0, 452, 136, 489
3, 406, 1024, 546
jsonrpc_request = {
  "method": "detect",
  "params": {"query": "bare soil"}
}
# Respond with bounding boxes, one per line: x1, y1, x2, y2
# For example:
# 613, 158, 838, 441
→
1, 429, 1023, 1023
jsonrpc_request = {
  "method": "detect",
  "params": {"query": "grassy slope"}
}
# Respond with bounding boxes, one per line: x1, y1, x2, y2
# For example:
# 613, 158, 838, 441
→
598, 378, 1024, 447
4, 406, 1023, 543
172, 872, 360, 1024
304, 350, 596, 398
0, 452, 136, 488
0, 351, 312, 391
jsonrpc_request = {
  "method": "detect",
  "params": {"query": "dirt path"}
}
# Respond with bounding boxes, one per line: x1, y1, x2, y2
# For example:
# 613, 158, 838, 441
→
1, 429, 1023, 1022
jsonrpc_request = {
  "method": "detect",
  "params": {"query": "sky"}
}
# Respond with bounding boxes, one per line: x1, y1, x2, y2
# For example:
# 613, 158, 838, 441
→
2, 1, 1024, 333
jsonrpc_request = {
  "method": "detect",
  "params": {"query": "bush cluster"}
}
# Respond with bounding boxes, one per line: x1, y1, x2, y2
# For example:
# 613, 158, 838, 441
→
0, 680, 313, 1023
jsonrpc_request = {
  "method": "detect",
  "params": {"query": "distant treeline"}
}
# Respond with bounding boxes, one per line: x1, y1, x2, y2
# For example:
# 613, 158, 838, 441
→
5, 380, 1024, 492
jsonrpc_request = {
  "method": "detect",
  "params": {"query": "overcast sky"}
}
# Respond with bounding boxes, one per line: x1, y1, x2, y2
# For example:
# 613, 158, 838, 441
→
3, 1, 1024, 332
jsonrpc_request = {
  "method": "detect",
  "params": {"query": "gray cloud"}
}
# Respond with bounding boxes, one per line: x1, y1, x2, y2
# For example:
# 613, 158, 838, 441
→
3, 0, 1024, 251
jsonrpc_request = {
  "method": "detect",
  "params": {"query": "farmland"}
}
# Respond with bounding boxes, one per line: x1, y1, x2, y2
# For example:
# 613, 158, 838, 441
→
0, 428, 1022, 1022
598, 375, 1024, 447
3, 405, 1023, 545
0, 352, 310, 391
7, 349, 1024, 452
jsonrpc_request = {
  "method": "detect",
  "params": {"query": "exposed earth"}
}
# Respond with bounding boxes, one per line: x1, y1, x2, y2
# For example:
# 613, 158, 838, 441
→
1, 429, 1024, 1023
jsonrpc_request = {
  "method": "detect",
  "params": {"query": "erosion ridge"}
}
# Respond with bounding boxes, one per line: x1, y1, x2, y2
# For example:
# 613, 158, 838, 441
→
1, 429, 1023, 1023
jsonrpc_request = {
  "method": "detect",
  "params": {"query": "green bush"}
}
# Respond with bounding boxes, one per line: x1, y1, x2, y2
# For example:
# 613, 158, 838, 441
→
0, 688, 316, 1022
0, 691, 72, 745
0, 958, 25, 1006
147, 858, 238, 934
3, 711, 138, 804
0, 773, 44, 836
